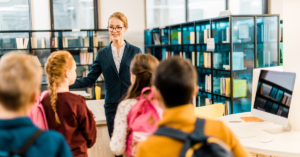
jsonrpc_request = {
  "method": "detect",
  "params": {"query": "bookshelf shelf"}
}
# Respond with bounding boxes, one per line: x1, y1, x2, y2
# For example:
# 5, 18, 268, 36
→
199, 89, 211, 94
212, 68, 231, 72
0, 29, 109, 100
145, 15, 280, 114
0, 48, 30, 51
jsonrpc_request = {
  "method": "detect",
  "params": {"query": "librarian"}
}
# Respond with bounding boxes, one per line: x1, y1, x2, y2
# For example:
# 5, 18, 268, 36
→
70, 12, 141, 141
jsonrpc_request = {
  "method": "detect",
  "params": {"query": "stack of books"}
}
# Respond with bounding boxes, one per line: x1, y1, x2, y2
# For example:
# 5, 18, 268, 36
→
79, 53, 94, 65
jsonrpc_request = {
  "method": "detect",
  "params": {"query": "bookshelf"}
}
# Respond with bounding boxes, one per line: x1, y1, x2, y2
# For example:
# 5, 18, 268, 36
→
0, 29, 109, 100
144, 15, 280, 114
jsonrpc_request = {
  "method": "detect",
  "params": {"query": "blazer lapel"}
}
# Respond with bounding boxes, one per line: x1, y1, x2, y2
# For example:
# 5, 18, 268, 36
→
104, 42, 119, 77
119, 40, 133, 73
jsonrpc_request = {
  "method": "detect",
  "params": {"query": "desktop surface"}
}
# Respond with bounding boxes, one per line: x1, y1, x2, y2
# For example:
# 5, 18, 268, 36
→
216, 113, 300, 157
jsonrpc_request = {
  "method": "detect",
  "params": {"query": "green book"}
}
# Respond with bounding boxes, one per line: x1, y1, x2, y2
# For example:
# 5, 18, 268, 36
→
233, 79, 247, 98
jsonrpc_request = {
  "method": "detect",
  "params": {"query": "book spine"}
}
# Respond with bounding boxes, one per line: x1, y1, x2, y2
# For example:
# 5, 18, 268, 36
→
178, 32, 182, 45
190, 32, 195, 44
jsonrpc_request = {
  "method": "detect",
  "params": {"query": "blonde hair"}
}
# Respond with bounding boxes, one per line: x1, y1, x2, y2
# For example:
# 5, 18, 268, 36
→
109, 12, 128, 28
0, 52, 42, 111
45, 51, 74, 125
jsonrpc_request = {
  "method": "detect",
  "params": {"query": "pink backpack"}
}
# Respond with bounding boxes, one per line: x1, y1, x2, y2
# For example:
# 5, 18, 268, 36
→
126, 87, 163, 157
29, 91, 49, 130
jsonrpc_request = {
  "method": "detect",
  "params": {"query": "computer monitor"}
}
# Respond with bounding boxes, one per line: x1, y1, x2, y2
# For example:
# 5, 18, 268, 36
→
252, 68, 296, 128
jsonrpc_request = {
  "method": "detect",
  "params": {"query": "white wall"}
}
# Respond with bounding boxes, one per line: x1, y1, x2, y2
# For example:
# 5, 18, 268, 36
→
99, 0, 145, 52
283, 0, 300, 131
269, 0, 283, 20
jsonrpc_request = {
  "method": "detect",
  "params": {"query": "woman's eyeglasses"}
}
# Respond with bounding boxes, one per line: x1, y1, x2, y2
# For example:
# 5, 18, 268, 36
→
107, 26, 125, 32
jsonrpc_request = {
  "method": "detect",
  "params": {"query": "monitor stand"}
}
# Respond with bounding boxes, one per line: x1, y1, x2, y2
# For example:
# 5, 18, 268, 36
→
263, 120, 292, 134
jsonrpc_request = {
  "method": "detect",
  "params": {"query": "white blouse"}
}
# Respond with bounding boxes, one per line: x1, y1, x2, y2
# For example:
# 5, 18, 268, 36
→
110, 98, 138, 156
111, 44, 126, 73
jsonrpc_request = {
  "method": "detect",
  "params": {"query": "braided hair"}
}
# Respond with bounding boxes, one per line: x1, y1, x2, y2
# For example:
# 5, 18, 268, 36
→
45, 51, 74, 125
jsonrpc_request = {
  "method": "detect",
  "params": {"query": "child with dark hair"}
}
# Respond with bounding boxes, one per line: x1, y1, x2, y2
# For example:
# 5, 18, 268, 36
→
136, 57, 250, 157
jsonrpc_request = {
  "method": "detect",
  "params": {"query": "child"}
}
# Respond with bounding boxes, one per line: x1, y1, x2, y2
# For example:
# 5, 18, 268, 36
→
136, 57, 251, 157
0, 52, 72, 157
43, 51, 97, 157
110, 54, 160, 156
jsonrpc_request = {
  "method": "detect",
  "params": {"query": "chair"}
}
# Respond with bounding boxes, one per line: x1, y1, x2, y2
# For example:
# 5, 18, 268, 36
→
194, 103, 224, 119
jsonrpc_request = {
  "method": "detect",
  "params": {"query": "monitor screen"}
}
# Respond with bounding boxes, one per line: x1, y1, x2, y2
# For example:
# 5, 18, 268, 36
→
253, 70, 296, 118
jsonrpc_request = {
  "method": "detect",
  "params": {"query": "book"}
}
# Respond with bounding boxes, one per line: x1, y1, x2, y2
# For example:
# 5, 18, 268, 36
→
239, 24, 249, 39
224, 101, 229, 115
31, 38, 37, 49
240, 116, 264, 122
95, 86, 101, 100
205, 98, 212, 106
51, 37, 58, 48
226, 27, 230, 43
232, 52, 246, 70
225, 78, 231, 97
197, 96, 201, 107
16, 38, 23, 49
190, 32, 195, 44
84, 37, 89, 47
179, 52, 182, 58
204, 29, 209, 43
213, 77, 220, 94
233, 79, 247, 98
41, 38, 46, 48
196, 32, 200, 44
63, 37, 68, 48
213, 53, 222, 69
197, 52, 200, 66
153, 33, 161, 45
23, 38, 29, 49
87, 87, 93, 99
178, 32, 182, 44
93, 36, 98, 47
191, 51, 195, 66
183, 52, 186, 59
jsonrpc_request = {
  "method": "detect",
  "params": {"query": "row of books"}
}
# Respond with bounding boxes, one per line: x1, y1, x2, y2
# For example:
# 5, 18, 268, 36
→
79, 53, 94, 65
16, 38, 29, 49
6, 36, 109, 49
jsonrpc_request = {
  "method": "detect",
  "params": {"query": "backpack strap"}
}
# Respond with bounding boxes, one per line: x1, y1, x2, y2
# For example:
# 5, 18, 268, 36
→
154, 126, 188, 141
154, 118, 207, 157
11, 129, 44, 157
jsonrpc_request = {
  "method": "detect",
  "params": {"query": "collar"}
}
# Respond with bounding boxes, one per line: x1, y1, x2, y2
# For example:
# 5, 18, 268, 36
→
111, 43, 126, 50
158, 104, 197, 130
0, 117, 34, 128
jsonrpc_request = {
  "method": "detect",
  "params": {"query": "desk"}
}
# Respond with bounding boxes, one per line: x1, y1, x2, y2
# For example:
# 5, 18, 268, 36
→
216, 112, 300, 157
86, 100, 114, 157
